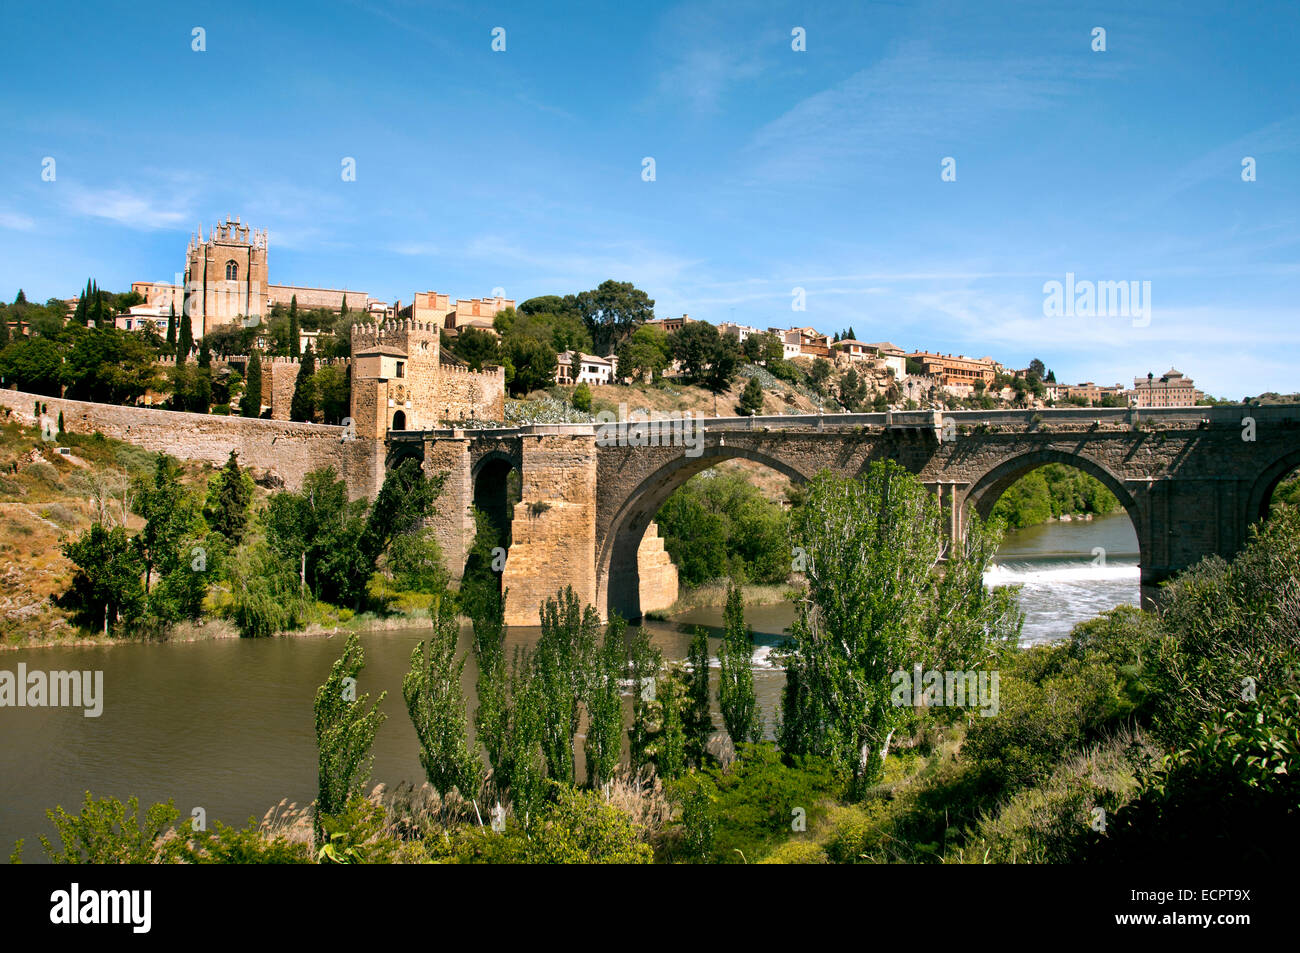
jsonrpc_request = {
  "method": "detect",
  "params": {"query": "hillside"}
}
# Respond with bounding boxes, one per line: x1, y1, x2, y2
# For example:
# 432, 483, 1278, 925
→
0, 412, 236, 644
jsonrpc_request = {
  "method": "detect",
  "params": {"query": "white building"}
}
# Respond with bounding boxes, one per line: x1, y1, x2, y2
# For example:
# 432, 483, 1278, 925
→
557, 351, 616, 386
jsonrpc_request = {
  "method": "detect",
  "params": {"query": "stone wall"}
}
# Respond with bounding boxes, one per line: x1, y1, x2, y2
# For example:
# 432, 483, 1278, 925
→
263, 357, 301, 421
0, 388, 383, 500
438, 364, 506, 422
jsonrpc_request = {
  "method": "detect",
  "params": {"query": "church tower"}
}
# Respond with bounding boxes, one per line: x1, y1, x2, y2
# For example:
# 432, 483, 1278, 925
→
184, 215, 269, 337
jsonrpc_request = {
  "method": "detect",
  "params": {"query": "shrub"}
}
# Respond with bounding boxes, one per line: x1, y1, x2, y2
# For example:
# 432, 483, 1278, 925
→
37, 792, 179, 864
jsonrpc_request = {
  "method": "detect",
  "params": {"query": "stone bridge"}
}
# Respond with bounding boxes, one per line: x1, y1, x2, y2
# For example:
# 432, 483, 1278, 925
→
386, 405, 1300, 626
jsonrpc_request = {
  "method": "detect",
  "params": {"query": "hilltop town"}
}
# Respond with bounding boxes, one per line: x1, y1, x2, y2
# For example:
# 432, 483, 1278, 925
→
0, 216, 1221, 441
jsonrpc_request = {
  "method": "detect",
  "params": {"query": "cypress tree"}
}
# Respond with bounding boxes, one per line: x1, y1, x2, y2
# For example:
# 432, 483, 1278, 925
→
240, 351, 263, 418
194, 340, 212, 414
207, 450, 251, 544
14, 289, 26, 305
176, 309, 193, 364
289, 343, 317, 422
340, 294, 348, 315
288, 294, 300, 358
73, 280, 89, 325
165, 303, 176, 348
0, 314, 9, 348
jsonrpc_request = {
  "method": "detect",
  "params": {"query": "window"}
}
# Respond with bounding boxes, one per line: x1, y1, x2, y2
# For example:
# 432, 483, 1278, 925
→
225, 260, 238, 280
392, 411, 407, 430
395, 361, 405, 378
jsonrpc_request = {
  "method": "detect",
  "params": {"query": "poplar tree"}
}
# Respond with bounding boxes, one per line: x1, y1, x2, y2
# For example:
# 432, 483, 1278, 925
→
684, 626, 714, 766
313, 633, 387, 840
403, 594, 479, 798
585, 616, 627, 789
719, 583, 760, 750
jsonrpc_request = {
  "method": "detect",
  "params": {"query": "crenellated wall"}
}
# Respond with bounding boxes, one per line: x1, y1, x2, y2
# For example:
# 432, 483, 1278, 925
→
0, 387, 383, 500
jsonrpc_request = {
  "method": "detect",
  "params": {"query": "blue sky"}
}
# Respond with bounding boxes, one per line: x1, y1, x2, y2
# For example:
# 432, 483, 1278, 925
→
1, 0, 1297, 398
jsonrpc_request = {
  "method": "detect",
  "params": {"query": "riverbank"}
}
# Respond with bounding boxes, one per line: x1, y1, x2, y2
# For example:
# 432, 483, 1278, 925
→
0, 602, 437, 651
653, 581, 796, 616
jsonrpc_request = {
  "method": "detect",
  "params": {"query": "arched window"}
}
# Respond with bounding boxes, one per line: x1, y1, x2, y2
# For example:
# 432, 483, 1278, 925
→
225, 260, 238, 280
392, 410, 407, 430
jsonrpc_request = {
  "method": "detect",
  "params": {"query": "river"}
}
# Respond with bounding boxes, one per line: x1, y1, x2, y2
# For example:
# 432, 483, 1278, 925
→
0, 511, 1140, 856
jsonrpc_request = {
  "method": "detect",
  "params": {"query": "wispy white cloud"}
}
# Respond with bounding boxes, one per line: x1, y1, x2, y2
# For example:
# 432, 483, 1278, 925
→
62, 185, 191, 230
0, 210, 35, 231
741, 39, 1106, 186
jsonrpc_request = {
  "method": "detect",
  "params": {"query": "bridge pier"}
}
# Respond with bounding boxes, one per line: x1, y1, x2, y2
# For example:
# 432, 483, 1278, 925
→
501, 433, 599, 627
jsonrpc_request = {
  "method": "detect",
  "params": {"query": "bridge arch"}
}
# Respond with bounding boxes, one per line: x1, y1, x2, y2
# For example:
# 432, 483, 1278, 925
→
384, 440, 424, 472
596, 442, 809, 620
1245, 445, 1300, 525
963, 447, 1148, 570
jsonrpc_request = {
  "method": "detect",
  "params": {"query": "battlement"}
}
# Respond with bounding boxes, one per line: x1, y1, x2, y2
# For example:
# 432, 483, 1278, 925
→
440, 363, 505, 378
350, 319, 442, 351
190, 215, 268, 251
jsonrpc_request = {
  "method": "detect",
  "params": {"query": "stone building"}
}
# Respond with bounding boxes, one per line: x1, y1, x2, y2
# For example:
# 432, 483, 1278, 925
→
349, 318, 505, 437
1130, 368, 1200, 408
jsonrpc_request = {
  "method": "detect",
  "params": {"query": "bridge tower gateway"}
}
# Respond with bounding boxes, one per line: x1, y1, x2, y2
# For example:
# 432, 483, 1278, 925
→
349, 319, 442, 438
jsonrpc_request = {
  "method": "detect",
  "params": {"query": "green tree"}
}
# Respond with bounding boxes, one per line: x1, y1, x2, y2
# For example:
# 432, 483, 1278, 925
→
780, 463, 1018, 793
313, 633, 387, 840
240, 351, 263, 417
314, 363, 351, 425
615, 324, 670, 383
571, 381, 593, 413
289, 342, 318, 422
502, 335, 558, 397
403, 594, 480, 798
470, 588, 512, 790
534, 587, 602, 785
176, 308, 193, 364
451, 327, 500, 371
288, 295, 300, 358
684, 626, 715, 766
628, 628, 662, 776
0, 337, 62, 395
204, 451, 253, 545
719, 583, 760, 747
131, 454, 199, 597
59, 524, 145, 635
193, 339, 213, 414
738, 375, 763, 415
573, 279, 655, 353
658, 672, 687, 780
165, 303, 176, 349
585, 615, 628, 789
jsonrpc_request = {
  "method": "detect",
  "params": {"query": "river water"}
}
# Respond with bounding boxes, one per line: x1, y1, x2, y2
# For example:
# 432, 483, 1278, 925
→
0, 512, 1140, 856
